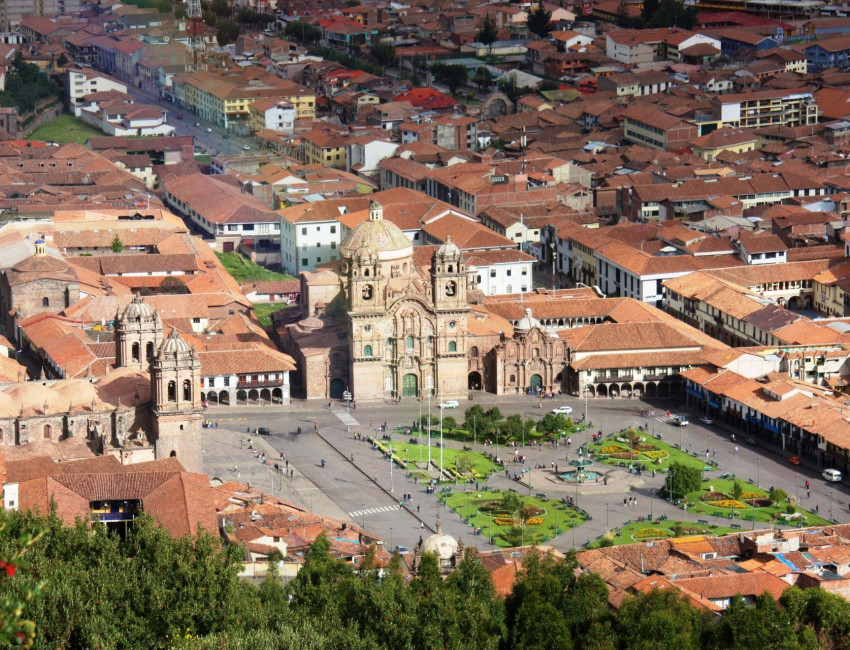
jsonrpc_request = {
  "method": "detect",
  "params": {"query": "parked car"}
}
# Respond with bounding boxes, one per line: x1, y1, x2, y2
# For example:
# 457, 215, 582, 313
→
788, 456, 802, 465
823, 468, 842, 482
257, 427, 273, 436
242, 144, 251, 151
698, 416, 713, 425
439, 400, 458, 409
552, 406, 573, 415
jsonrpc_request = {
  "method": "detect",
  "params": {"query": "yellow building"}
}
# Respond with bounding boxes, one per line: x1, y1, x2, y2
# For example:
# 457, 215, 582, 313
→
712, 89, 818, 129
688, 127, 759, 162
301, 129, 349, 169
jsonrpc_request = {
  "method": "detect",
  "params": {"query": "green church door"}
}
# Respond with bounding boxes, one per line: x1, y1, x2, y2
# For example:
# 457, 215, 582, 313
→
402, 373, 418, 398
530, 374, 543, 391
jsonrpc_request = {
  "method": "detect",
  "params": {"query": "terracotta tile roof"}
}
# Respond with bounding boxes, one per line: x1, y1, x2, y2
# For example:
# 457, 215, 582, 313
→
673, 572, 791, 602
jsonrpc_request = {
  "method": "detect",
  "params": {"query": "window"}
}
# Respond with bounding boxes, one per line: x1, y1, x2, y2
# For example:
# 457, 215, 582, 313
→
330, 242, 336, 249
301, 227, 307, 235
490, 270, 496, 278
364, 324, 371, 332
330, 225, 336, 233
42, 296, 49, 307
183, 379, 192, 401
470, 346, 478, 357
302, 258, 308, 266
506, 269, 512, 277
448, 341, 457, 352
167, 380, 176, 402
364, 344, 373, 356
43, 424, 51, 439
362, 284, 373, 300
224, 376, 230, 387
406, 335, 414, 350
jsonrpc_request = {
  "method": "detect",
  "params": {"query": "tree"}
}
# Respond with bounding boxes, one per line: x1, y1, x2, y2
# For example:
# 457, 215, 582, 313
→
110, 235, 124, 253
443, 415, 457, 433
709, 593, 795, 650
285, 20, 321, 43
665, 462, 701, 499
646, 0, 697, 28
525, 0, 552, 39
616, 588, 708, 649
769, 487, 788, 505
463, 405, 486, 438
369, 41, 396, 66
215, 19, 240, 46
731, 478, 744, 501
476, 15, 499, 52
471, 66, 494, 90
430, 63, 468, 95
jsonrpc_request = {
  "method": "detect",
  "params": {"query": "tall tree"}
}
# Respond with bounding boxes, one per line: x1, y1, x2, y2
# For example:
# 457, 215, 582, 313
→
477, 15, 499, 53
525, 0, 552, 39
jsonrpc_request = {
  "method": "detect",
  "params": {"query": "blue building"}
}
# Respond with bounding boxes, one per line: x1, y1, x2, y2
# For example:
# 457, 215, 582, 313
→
805, 36, 850, 71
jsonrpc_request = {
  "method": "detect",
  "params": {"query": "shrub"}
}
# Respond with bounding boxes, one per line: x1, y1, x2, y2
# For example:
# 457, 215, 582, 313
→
770, 487, 788, 505
785, 503, 797, 515
634, 527, 670, 539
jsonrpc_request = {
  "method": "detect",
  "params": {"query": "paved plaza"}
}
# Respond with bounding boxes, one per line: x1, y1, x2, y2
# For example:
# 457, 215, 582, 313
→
201, 392, 850, 552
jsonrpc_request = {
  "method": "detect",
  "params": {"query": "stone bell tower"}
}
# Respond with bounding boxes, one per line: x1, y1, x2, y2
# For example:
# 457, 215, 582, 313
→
115, 295, 163, 369
150, 328, 203, 473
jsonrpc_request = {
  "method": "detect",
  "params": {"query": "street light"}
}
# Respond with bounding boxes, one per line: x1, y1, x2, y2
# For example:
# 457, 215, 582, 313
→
343, 387, 352, 432
389, 441, 394, 493
584, 384, 590, 425
390, 527, 393, 552
361, 503, 365, 530
757, 457, 760, 488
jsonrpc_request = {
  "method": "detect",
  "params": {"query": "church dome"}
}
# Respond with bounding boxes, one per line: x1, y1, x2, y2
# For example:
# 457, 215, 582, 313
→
514, 307, 541, 332
421, 517, 458, 560
340, 201, 412, 263
122, 295, 155, 320
11, 254, 69, 274
158, 328, 191, 355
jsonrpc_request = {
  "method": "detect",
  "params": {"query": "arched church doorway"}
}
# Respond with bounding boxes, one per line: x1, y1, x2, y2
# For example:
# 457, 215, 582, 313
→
468, 371, 482, 390
330, 378, 345, 399
530, 374, 543, 391
402, 373, 418, 398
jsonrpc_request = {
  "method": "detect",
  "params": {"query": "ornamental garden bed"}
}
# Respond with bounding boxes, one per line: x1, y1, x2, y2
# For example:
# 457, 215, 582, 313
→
588, 430, 712, 472
587, 520, 741, 547
677, 479, 830, 526
439, 490, 587, 548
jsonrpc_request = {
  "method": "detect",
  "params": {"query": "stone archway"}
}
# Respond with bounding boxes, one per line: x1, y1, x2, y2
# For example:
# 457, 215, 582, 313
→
236, 389, 247, 405
219, 390, 230, 405
248, 389, 259, 404
468, 371, 482, 391
621, 383, 632, 396
529, 374, 543, 392
584, 385, 596, 397
481, 91, 513, 119
206, 391, 218, 405
645, 382, 657, 398
272, 387, 283, 404
633, 382, 644, 396
597, 384, 608, 398
402, 373, 418, 398
260, 388, 271, 404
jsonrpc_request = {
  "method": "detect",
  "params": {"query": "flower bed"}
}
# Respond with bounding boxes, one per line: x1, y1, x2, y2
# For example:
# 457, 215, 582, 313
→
700, 491, 728, 502
526, 517, 544, 525
744, 498, 772, 508
707, 499, 747, 509
600, 445, 625, 454
641, 450, 668, 460
633, 527, 671, 539
610, 452, 640, 460
636, 444, 658, 452
741, 491, 764, 499
494, 517, 515, 526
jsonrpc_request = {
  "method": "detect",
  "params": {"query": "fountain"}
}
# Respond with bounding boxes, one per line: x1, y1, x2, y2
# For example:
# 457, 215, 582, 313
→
559, 465, 603, 483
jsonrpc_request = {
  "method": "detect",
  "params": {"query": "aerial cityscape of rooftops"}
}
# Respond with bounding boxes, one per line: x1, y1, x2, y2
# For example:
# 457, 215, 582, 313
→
10, 0, 850, 645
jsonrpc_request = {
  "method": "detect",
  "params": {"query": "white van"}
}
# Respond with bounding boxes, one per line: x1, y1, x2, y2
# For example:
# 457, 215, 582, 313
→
823, 468, 843, 482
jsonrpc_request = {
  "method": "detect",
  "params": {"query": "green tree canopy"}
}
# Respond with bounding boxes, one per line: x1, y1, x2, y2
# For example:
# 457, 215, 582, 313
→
525, 0, 552, 38
369, 41, 396, 66
477, 15, 499, 48
665, 462, 701, 499
430, 63, 468, 94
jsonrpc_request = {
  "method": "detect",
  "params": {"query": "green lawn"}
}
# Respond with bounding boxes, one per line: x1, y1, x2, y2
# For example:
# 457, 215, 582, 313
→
27, 114, 104, 144
587, 429, 717, 473
252, 302, 294, 327
215, 252, 295, 284
585, 519, 741, 548
371, 434, 497, 482
194, 153, 211, 164
440, 490, 587, 547
678, 478, 829, 526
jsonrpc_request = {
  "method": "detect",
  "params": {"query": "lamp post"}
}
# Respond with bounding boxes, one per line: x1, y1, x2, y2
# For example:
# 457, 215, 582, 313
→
606, 502, 609, 532
344, 387, 352, 432
550, 240, 557, 290
389, 441, 394, 493
390, 527, 393, 552
361, 503, 365, 530
757, 457, 760, 488
584, 384, 589, 425
795, 475, 799, 501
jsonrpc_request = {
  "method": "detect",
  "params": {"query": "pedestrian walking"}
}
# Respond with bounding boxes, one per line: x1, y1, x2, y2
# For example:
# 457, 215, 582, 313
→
417, 504, 420, 513
734, 446, 739, 454
420, 522, 424, 530
624, 498, 628, 507
807, 489, 811, 499
816, 504, 820, 513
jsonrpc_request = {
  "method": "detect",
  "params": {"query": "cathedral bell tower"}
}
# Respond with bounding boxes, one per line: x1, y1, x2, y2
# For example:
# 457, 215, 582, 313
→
431, 236, 468, 310
150, 328, 203, 472
115, 295, 163, 369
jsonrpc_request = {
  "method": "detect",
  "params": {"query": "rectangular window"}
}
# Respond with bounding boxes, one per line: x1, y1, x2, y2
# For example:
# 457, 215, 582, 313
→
330, 225, 336, 233
506, 270, 512, 277
301, 227, 307, 235
302, 258, 308, 266
490, 270, 496, 278
330, 242, 336, 249
223, 376, 230, 387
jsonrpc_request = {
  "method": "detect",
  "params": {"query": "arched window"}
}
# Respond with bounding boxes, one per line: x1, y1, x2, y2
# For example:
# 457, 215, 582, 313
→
131, 342, 140, 362
477, 274, 481, 284
509, 374, 516, 383
445, 281, 456, 297
167, 380, 176, 402
42, 296, 50, 307
448, 341, 457, 352
362, 284, 373, 300
364, 268, 370, 277
470, 346, 479, 358
448, 264, 453, 273
406, 335, 414, 350
533, 348, 539, 357
183, 379, 191, 401
364, 344, 373, 356
146, 341, 154, 361
43, 424, 51, 439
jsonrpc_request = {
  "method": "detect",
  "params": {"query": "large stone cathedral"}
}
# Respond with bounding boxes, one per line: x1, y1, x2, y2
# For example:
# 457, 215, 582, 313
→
285, 201, 477, 400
